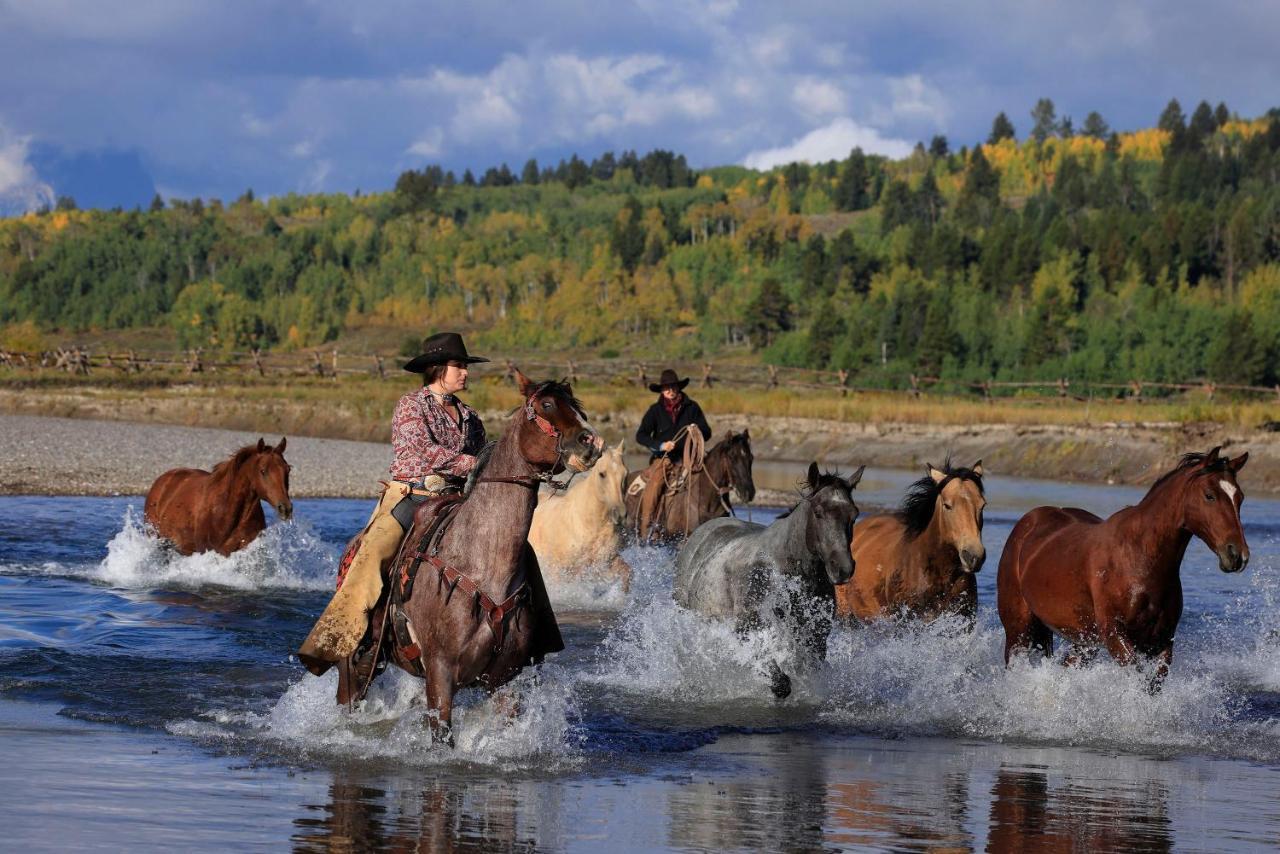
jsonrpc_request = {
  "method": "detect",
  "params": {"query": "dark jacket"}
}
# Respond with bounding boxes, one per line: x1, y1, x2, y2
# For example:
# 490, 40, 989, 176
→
635, 395, 712, 461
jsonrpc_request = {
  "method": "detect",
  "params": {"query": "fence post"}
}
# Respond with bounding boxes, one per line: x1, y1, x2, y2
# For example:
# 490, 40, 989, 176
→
636, 362, 647, 388
186, 348, 203, 374
838, 369, 849, 397
331, 348, 339, 380
1129, 380, 1142, 402
767, 365, 778, 389
982, 380, 993, 405
702, 362, 714, 388
311, 351, 325, 378
251, 348, 265, 377
372, 354, 385, 379
1204, 381, 1215, 403
1057, 377, 1070, 398
504, 359, 516, 383
909, 373, 921, 399
567, 360, 578, 385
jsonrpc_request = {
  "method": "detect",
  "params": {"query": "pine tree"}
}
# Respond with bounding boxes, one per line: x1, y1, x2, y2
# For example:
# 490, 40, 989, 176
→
834, 148, 869, 211
928, 135, 950, 158
988, 112, 1016, 144
1030, 98, 1057, 143
1082, 111, 1110, 139
522, 158, 540, 185
611, 196, 646, 273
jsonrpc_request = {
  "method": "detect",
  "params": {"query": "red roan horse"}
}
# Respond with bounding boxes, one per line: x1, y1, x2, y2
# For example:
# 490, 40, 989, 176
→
144, 437, 293, 556
379, 370, 601, 743
998, 447, 1248, 685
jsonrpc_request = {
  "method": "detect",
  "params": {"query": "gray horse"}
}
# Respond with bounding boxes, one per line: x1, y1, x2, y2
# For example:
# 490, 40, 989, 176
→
673, 462, 864, 698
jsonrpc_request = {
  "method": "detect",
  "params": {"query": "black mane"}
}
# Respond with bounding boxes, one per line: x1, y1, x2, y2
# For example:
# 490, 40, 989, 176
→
520, 378, 586, 420
1144, 450, 1229, 497
779, 467, 852, 518
895, 458, 985, 540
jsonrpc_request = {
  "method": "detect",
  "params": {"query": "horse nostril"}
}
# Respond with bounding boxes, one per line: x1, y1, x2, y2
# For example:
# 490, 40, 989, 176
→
578, 431, 593, 447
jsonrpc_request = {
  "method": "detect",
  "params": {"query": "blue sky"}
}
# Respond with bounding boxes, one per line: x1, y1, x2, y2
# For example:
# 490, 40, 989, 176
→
0, 1, 1277, 211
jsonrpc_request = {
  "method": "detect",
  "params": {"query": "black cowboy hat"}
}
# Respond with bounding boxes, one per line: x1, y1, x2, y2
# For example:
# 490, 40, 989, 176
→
402, 332, 490, 374
649, 368, 690, 393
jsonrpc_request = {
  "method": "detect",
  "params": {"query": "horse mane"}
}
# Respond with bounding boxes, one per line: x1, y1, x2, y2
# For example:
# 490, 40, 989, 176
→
464, 440, 498, 495
1143, 451, 1229, 499
210, 444, 261, 478
895, 457, 985, 540
778, 467, 850, 518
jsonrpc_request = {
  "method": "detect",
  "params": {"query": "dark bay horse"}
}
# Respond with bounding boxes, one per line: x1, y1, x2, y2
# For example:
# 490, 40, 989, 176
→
624, 429, 756, 543
380, 370, 601, 742
998, 447, 1248, 684
144, 437, 292, 556
673, 463, 863, 698
835, 460, 986, 622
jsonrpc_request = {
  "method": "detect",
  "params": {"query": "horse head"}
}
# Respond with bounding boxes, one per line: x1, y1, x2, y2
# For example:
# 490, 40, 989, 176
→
718, 429, 756, 503
590, 440, 629, 523
514, 368, 602, 474
1179, 446, 1249, 573
801, 461, 864, 585
251, 436, 293, 520
924, 459, 986, 573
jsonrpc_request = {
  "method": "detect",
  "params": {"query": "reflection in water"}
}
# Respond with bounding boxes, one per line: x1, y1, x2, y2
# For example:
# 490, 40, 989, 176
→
986, 763, 1172, 853
293, 772, 542, 853
667, 737, 829, 851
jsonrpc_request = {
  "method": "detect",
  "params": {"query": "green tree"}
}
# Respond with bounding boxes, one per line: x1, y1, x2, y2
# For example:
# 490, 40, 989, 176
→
928, 135, 949, 158
1030, 98, 1057, 143
834, 148, 870, 211
745, 278, 792, 349
611, 196, 646, 273
1082, 111, 1110, 139
957, 146, 1001, 226
988, 112, 1016, 144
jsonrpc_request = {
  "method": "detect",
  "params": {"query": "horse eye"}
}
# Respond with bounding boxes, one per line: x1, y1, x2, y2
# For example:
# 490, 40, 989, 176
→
542, 400, 552, 410
943, 502, 953, 511
260, 467, 267, 475
598, 472, 605, 478
1204, 490, 1215, 501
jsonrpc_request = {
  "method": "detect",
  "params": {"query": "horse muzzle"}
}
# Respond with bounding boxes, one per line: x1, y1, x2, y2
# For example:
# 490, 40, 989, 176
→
276, 501, 294, 521
1218, 542, 1248, 573
960, 548, 986, 574
828, 556, 855, 586
566, 431, 603, 472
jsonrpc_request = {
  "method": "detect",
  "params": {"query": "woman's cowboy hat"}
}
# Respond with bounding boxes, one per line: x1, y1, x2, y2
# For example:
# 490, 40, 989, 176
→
649, 368, 690, 393
402, 332, 490, 374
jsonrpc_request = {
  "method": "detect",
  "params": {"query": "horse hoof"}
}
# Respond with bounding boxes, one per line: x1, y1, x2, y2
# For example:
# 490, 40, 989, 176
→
770, 672, 792, 699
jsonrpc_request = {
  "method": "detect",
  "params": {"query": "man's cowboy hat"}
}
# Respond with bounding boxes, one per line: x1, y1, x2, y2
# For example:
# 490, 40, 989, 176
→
402, 332, 490, 374
649, 368, 690, 393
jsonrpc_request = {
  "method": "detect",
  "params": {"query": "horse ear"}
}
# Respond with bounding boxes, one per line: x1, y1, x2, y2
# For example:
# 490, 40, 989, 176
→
806, 461, 821, 492
615, 438, 625, 453
971, 460, 984, 477
513, 366, 534, 397
928, 464, 946, 484
257, 438, 266, 453
742, 428, 749, 441
1206, 446, 1221, 463
1229, 451, 1249, 473
846, 465, 865, 490
275, 437, 287, 454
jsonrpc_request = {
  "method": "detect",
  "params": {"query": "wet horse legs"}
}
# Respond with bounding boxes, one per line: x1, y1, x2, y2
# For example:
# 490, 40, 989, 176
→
424, 656, 456, 746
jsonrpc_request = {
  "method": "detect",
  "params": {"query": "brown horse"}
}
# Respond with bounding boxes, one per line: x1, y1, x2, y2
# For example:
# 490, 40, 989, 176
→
835, 460, 986, 622
623, 429, 755, 543
380, 370, 601, 742
144, 437, 293, 556
998, 447, 1248, 683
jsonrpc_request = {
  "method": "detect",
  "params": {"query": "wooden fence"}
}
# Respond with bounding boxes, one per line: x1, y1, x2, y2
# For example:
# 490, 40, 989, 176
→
2, 345, 1278, 403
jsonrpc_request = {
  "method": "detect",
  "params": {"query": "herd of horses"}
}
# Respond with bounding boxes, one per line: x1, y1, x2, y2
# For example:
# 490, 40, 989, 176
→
142, 371, 1251, 739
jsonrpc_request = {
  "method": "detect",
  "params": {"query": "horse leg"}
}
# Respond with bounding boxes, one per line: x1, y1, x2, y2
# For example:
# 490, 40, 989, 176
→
1150, 643, 1173, 693
489, 683, 522, 724
424, 656, 456, 747
1002, 607, 1053, 665
609, 554, 633, 593
735, 609, 792, 699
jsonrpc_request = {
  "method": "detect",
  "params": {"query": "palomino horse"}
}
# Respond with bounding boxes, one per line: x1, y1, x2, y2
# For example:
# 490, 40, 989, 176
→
378, 370, 601, 742
674, 463, 864, 698
998, 447, 1248, 684
528, 441, 633, 592
835, 460, 986, 622
624, 429, 756, 543
144, 437, 292, 556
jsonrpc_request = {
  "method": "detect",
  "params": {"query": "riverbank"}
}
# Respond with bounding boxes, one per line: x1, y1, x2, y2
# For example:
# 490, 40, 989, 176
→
2, 408, 1279, 499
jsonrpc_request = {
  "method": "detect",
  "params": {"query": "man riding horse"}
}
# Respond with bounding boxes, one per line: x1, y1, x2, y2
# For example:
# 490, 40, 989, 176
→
297, 332, 563, 679
632, 368, 712, 540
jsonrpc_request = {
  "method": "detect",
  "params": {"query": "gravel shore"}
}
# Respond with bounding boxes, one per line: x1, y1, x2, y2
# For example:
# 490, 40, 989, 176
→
0, 414, 392, 498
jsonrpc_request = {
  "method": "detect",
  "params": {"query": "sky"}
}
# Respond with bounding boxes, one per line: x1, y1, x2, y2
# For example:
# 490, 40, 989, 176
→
0, 0, 1277, 212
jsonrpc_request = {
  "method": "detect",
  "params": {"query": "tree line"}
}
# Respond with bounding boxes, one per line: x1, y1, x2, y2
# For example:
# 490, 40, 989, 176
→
3, 99, 1280, 391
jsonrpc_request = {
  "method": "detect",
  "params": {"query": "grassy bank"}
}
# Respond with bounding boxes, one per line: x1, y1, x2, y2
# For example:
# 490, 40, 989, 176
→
1, 368, 1275, 443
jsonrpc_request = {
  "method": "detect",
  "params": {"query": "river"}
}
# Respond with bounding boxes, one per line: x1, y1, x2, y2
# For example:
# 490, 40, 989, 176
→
2, 466, 1279, 851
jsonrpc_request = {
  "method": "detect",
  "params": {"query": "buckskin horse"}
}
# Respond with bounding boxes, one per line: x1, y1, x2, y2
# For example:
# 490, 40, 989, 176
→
319, 370, 601, 743
997, 447, 1248, 685
835, 460, 986, 623
624, 428, 756, 543
144, 437, 293, 556
528, 440, 633, 592
673, 463, 863, 698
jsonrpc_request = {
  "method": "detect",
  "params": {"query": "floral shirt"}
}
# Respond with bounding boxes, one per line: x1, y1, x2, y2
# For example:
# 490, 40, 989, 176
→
389, 388, 486, 483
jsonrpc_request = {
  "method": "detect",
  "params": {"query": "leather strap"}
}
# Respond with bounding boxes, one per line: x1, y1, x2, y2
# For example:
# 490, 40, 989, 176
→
423, 554, 528, 653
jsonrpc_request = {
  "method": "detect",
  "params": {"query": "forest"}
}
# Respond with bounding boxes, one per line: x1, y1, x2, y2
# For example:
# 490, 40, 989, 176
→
2, 99, 1280, 390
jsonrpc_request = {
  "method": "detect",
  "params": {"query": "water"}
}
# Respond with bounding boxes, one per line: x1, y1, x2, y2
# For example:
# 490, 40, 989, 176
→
2, 468, 1280, 851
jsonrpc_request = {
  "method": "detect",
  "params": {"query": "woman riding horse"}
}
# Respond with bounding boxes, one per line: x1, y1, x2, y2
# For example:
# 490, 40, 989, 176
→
297, 332, 561, 675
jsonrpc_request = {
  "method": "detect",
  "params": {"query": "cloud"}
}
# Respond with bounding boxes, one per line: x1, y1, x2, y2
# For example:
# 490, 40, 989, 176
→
741, 117, 913, 169
0, 123, 54, 214
793, 78, 846, 117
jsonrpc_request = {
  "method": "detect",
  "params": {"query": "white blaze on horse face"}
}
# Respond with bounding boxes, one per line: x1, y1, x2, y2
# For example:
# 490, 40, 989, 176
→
1219, 479, 1238, 503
